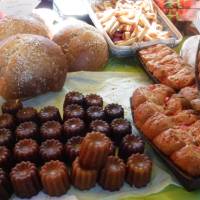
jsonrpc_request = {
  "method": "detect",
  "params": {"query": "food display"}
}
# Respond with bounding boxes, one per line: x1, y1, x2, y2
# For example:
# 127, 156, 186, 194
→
0, 129, 14, 148
1, 100, 23, 115
86, 106, 105, 122
138, 44, 195, 90
0, 113, 15, 130
85, 94, 103, 108
0, 146, 12, 171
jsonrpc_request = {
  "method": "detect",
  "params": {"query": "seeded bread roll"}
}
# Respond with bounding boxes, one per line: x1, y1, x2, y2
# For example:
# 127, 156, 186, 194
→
0, 34, 68, 100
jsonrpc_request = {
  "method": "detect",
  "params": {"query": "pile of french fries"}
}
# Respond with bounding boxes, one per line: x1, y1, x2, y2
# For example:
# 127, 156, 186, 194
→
92, 0, 171, 46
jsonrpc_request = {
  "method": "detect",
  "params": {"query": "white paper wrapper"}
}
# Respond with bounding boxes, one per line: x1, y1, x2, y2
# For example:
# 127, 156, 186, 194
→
5, 72, 178, 200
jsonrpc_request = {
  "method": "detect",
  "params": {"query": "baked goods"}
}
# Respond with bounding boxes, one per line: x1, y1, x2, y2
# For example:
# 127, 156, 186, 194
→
99, 156, 125, 191
86, 106, 105, 122
38, 106, 62, 123
126, 153, 152, 188
63, 118, 85, 139
0, 114, 15, 130
15, 122, 38, 140
72, 157, 97, 190
0, 168, 12, 200
79, 132, 110, 169
119, 135, 145, 161
89, 120, 110, 137
13, 139, 39, 163
1, 100, 23, 115
0, 129, 14, 148
63, 104, 85, 121
0, 34, 68, 100
108, 141, 116, 155
85, 94, 103, 108
40, 121, 62, 141
0, 15, 50, 41
65, 136, 83, 163
40, 160, 70, 196
53, 19, 108, 71
138, 44, 195, 90
16, 107, 38, 123
63, 91, 85, 107
105, 103, 124, 122
0, 147, 12, 171
10, 161, 41, 198
39, 139, 64, 162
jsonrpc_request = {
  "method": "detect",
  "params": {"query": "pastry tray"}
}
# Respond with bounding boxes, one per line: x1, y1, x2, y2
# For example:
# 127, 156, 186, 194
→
130, 98, 200, 191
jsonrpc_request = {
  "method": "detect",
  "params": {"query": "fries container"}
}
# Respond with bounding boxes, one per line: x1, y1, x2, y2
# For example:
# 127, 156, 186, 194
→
85, 0, 183, 57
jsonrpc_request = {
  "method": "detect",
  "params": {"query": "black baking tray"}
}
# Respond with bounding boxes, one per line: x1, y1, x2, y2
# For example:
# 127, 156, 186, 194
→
130, 98, 200, 191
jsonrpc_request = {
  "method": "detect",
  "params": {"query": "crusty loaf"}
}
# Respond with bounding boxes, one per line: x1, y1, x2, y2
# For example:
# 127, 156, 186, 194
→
0, 15, 51, 41
0, 34, 68, 100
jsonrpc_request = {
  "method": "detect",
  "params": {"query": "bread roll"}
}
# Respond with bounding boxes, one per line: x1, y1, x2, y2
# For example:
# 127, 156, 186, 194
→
0, 15, 51, 41
0, 34, 68, 100
53, 19, 109, 72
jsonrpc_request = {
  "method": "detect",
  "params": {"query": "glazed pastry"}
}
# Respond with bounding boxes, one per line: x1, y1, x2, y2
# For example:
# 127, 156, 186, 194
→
99, 156, 125, 191
65, 136, 83, 163
38, 106, 62, 123
16, 107, 38, 123
86, 106, 105, 122
40, 160, 70, 196
0, 168, 12, 200
126, 153, 152, 188
79, 132, 110, 169
63, 118, 85, 139
40, 121, 62, 141
171, 145, 200, 176
0, 129, 14, 148
40, 139, 64, 162
72, 157, 97, 190
0, 147, 12, 171
10, 161, 41, 198
63, 104, 85, 121
104, 103, 124, 122
89, 120, 110, 137
119, 135, 145, 161
179, 86, 198, 102
14, 139, 39, 163
15, 121, 38, 140
1, 99, 23, 115
63, 91, 85, 108
0, 114, 15, 130
110, 118, 131, 144
85, 94, 103, 108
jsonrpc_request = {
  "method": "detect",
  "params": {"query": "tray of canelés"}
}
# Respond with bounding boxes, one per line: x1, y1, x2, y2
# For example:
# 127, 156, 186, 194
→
130, 83, 200, 190
0, 91, 153, 199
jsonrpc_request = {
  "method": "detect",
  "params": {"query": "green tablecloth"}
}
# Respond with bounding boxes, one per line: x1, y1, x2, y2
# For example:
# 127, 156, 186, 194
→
104, 45, 200, 200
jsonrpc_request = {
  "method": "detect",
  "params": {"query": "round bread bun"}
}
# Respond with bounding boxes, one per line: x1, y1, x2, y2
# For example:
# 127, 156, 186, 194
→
0, 15, 51, 41
53, 19, 109, 72
0, 34, 68, 100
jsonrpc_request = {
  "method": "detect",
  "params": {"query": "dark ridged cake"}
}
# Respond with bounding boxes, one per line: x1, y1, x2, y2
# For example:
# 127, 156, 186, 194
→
0, 147, 12, 171
1, 100, 23, 115
40, 160, 70, 196
86, 106, 105, 122
0, 129, 14, 148
64, 91, 85, 108
99, 156, 125, 191
104, 104, 124, 122
10, 161, 41, 198
89, 120, 110, 137
0, 114, 15, 130
16, 107, 38, 123
85, 94, 103, 108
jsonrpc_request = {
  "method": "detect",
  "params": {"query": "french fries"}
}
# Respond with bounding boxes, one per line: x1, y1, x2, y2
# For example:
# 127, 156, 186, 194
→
93, 0, 171, 46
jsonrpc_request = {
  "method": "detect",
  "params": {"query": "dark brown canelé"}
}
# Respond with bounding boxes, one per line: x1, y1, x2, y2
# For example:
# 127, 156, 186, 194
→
0, 147, 12, 171
63, 104, 85, 121
104, 103, 124, 122
65, 136, 83, 163
38, 106, 62, 123
40, 121, 62, 141
119, 135, 145, 161
126, 153, 152, 188
64, 91, 85, 108
111, 118, 132, 144
72, 157, 97, 190
108, 140, 116, 156
86, 106, 105, 122
0, 114, 15, 130
85, 94, 103, 108
0, 168, 12, 200
10, 161, 41, 198
1, 100, 23, 115
40, 160, 70, 196
79, 132, 110, 169
99, 156, 125, 191
0, 129, 14, 148
63, 118, 85, 139
89, 120, 110, 137
13, 139, 39, 163
15, 121, 38, 140
39, 139, 64, 162
16, 107, 38, 123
